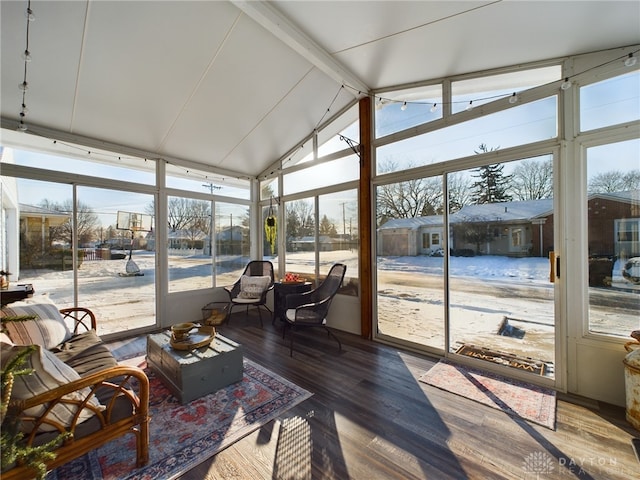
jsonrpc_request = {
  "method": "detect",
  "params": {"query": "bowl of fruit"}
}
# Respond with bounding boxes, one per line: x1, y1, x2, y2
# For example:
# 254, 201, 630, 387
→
282, 272, 305, 284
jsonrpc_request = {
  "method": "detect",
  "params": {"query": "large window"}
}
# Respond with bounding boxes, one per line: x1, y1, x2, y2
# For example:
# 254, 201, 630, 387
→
376, 97, 557, 174
319, 190, 359, 295
375, 84, 442, 138
167, 195, 213, 293
451, 66, 561, 114
586, 139, 640, 337
9, 176, 156, 336
580, 70, 640, 132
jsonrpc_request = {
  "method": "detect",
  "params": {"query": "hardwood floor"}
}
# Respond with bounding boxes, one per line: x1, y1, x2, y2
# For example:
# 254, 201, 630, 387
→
115, 312, 639, 479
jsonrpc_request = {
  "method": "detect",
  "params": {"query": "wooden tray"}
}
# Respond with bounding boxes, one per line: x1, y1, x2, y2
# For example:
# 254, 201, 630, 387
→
170, 325, 216, 350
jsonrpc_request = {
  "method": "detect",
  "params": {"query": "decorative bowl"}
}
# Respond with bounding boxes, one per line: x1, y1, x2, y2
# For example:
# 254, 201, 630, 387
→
171, 322, 195, 340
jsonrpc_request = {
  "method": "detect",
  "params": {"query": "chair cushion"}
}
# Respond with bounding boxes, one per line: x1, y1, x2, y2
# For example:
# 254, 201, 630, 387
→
51, 330, 118, 377
285, 309, 326, 325
1, 296, 72, 349
238, 275, 271, 299
1, 343, 102, 432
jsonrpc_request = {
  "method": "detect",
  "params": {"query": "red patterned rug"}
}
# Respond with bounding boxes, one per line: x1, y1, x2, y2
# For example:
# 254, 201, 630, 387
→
47, 357, 312, 480
419, 359, 556, 429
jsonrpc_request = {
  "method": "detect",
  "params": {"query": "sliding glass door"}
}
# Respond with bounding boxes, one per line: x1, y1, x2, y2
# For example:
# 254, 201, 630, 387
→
447, 156, 556, 378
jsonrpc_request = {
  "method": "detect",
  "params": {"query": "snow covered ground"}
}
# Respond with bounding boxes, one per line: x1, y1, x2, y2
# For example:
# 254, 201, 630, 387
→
14, 251, 639, 373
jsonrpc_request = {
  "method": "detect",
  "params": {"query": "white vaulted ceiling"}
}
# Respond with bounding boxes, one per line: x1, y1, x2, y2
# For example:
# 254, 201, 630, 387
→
1, 1, 639, 178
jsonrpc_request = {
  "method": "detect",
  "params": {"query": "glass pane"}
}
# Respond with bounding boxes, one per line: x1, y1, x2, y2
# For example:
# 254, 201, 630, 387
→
9, 148, 155, 185
375, 84, 442, 138
213, 202, 251, 287
376, 176, 445, 350
13, 178, 74, 300
586, 140, 640, 337
284, 155, 359, 195
318, 105, 360, 158
167, 195, 213, 292
166, 163, 251, 200
580, 70, 640, 132
282, 142, 314, 170
261, 176, 278, 201
284, 197, 316, 282
452, 66, 561, 114
377, 97, 557, 174
318, 190, 359, 296
448, 158, 555, 377
75, 187, 156, 335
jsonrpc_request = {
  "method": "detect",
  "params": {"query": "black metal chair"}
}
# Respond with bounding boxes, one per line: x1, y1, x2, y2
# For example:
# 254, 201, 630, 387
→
225, 260, 274, 327
282, 263, 346, 356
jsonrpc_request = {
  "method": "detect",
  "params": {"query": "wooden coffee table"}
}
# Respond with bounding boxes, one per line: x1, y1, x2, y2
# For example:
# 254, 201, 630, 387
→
146, 331, 243, 404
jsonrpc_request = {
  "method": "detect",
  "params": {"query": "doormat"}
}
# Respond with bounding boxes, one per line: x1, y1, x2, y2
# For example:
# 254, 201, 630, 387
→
47, 357, 312, 480
455, 343, 553, 376
419, 359, 556, 429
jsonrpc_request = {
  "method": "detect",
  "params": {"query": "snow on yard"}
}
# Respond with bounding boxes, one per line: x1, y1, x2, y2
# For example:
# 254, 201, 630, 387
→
14, 251, 639, 365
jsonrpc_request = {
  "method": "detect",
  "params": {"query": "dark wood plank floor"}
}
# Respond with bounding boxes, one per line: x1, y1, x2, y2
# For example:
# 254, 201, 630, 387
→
121, 311, 640, 479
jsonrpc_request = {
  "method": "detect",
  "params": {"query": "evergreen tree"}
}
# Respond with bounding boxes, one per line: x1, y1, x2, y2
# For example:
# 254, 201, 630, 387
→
470, 144, 512, 204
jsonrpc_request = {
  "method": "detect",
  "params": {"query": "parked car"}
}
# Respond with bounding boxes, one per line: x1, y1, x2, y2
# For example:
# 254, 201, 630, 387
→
623, 257, 640, 284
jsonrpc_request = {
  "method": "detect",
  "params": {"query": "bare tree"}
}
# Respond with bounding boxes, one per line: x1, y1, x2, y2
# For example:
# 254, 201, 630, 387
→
588, 169, 640, 193
286, 199, 314, 239
447, 172, 474, 213
42, 199, 99, 247
510, 157, 553, 200
165, 197, 211, 233
376, 159, 443, 223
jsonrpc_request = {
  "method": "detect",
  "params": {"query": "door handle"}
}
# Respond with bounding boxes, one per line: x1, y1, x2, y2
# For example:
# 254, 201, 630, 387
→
549, 252, 557, 283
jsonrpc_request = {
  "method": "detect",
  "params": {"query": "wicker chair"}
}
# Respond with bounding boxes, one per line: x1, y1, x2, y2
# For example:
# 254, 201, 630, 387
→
224, 261, 274, 327
282, 263, 346, 356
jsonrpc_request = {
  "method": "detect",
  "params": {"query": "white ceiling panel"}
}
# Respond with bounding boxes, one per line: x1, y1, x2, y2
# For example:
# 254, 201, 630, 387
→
1, 1, 639, 179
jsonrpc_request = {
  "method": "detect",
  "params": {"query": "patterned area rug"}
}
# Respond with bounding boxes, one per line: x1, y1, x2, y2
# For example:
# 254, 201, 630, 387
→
419, 359, 556, 429
47, 357, 312, 480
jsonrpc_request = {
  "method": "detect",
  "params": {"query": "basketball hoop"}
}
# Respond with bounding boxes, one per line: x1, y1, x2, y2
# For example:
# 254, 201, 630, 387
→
116, 211, 153, 277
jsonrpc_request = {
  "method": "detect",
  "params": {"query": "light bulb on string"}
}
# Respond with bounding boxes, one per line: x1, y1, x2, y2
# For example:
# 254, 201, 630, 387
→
25, 8, 35, 21
560, 77, 572, 90
430, 103, 437, 113
17, 121, 27, 132
18, 81, 28, 91
466, 100, 474, 111
401, 102, 407, 111
22, 50, 31, 62
508, 92, 518, 104
625, 53, 637, 67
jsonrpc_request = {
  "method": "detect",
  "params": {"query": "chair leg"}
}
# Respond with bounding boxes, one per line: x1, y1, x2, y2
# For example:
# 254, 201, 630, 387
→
289, 327, 295, 357
257, 306, 263, 328
325, 327, 342, 353
227, 303, 237, 324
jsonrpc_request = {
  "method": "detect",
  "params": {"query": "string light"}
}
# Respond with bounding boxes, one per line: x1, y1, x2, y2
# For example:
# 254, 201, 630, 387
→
352, 47, 639, 113
17, 0, 33, 132
400, 101, 407, 111
625, 53, 637, 67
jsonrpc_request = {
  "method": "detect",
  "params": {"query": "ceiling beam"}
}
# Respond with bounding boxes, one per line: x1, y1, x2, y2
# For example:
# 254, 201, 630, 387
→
232, 0, 370, 97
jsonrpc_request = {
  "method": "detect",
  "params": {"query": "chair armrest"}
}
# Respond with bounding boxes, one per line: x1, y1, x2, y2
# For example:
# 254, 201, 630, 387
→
9, 365, 150, 445
59, 307, 97, 334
